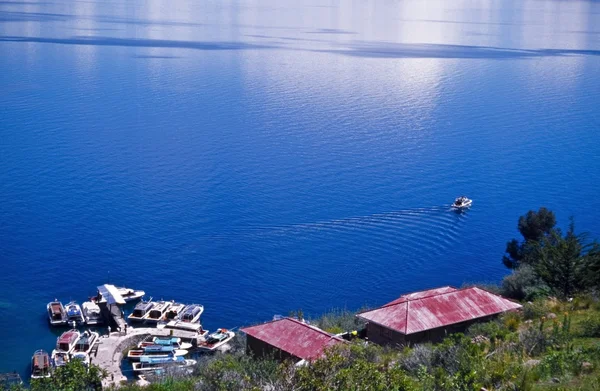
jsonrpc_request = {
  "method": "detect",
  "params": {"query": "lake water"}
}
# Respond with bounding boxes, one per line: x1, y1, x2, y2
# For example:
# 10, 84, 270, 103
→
1, 0, 599, 379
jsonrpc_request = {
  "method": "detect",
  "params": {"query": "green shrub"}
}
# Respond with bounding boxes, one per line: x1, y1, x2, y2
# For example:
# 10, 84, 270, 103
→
501, 265, 551, 301
523, 300, 551, 320
580, 315, 600, 337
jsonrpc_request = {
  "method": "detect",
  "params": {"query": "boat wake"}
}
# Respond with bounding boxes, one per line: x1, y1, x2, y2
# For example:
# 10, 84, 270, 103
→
176, 205, 469, 260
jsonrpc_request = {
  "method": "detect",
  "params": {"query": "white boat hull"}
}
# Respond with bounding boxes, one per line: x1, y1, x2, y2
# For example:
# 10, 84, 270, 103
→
197, 331, 235, 352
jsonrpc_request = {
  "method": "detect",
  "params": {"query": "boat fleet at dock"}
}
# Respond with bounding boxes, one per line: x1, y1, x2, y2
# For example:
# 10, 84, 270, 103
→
32, 284, 235, 382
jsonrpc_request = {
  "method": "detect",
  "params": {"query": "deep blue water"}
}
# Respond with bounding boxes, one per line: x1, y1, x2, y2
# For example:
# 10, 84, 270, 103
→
1, 0, 600, 379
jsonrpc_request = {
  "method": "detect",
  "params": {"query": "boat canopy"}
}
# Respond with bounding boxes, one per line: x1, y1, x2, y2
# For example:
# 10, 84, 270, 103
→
50, 303, 63, 315
97, 284, 126, 305
154, 337, 181, 345
33, 351, 50, 368
140, 355, 183, 364
58, 331, 78, 345
181, 305, 202, 321
135, 301, 154, 312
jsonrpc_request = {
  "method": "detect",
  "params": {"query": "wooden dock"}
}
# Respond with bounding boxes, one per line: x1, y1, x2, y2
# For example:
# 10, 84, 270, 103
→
93, 327, 199, 389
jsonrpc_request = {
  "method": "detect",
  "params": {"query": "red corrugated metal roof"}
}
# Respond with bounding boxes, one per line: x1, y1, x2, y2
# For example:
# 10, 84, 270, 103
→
358, 287, 522, 335
240, 318, 345, 361
384, 286, 458, 306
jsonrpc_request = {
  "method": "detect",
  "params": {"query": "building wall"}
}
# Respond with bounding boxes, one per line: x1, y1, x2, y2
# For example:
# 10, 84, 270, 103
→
365, 323, 406, 346
246, 335, 300, 362
366, 315, 499, 346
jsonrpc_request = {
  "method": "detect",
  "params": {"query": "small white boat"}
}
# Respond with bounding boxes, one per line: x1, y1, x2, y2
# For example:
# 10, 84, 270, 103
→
160, 303, 206, 332
47, 301, 67, 326
51, 350, 69, 368
72, 330, 99, 355
128, 300, 154, 323
197, 329, 235, 352
162, 320, 209, 334
143, 301, 173, 324
71, 352, 90, 366
127, 349, 188, 361
179, 304, 204, 323
82, 300, 103, 325
132, 355, 196, 373
161, 302, 186, 322
138, 336, 193, 351
452, 196, 473, 209
55, 330, 81, 353
31, 350, 51, 379
117, 287, 145, 302
65, 301, 85, 326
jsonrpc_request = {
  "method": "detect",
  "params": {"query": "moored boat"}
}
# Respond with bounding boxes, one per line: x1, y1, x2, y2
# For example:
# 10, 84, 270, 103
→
72, 330, 99, 355
51, 350, 69, 368
116, 287, 145, 302
65, 301, 85, 326
162, 302, 186, 322
31, 350, 51, 379
132, 355, 196, 373
452, 196, 472, 209
143, 301, 172, 324
179, 304, 203, 323
47, 301, 67, 326
197, 329, 235, 352
127, 349, 188, 361
138, 336, 193, 351
82, 300, 103, 325
160, 304, 206, 332
55, 329, 81, 353
163, 320, 208, 333
128, 299, 154, 323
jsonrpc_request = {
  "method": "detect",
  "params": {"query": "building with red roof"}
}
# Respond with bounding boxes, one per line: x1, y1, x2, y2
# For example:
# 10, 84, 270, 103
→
240, 317, 345, 362
357, 286, 522, 345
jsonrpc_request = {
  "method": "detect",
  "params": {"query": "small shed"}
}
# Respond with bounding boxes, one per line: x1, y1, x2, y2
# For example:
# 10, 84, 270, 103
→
357, 286, 522, 345
241, 317, 345, 362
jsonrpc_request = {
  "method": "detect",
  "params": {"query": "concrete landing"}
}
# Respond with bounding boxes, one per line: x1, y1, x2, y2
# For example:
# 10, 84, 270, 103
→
94, 328, 199, 389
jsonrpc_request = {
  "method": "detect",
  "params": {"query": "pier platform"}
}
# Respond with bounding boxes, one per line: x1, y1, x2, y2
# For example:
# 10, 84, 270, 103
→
94, 327, 199, 389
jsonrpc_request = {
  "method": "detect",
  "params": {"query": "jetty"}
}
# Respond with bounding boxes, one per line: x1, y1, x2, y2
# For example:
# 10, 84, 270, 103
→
95, 328, 199, 389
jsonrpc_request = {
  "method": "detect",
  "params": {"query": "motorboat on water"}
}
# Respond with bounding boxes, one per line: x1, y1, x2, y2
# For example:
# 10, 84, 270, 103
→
132, 355, 196, 373
138, 336, 193, 351
55, 330, 81, 353
116, 287, 145, 302
82, 300, 103, 325
65, 301, 85, 326
161, 302, 186, 322
47, 301, 67, 326
127, 348, 188, 361
143, 301, 173, 324
31, 350, 51, 379
72, 330, 99, 355
159, 304, 205, 332
452, 196, 473, 209
179, 304, 204, 323
128, 299, 154, 323
51, 350, 69, 368
197, 329, 235, 352
162, 319, 208, 334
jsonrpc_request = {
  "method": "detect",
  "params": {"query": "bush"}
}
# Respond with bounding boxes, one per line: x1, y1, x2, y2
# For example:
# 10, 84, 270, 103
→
523, 300, 551, 320
580, 315, 600, 337
313, 309, 366, 334
399, 344, 434, 375
519, 326, 549, 356
501, 265, 551, 301
467, 319, 508, 341
503, 311, 522, 332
